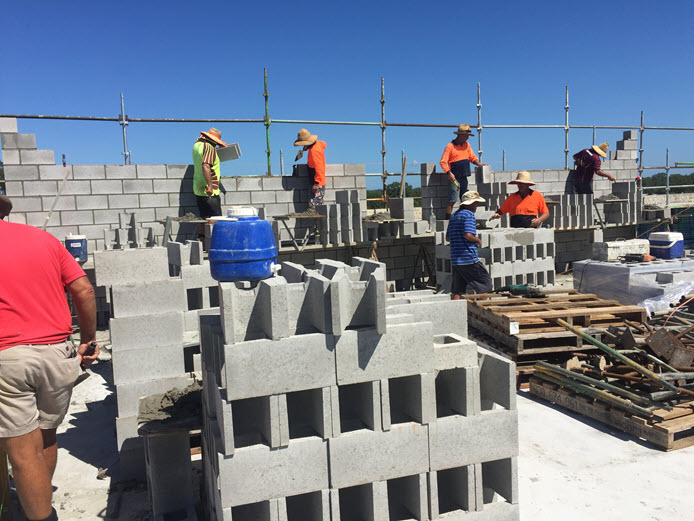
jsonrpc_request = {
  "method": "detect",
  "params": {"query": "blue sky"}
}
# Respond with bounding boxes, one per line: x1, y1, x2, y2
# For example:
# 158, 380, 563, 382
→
2, 1, 693, 189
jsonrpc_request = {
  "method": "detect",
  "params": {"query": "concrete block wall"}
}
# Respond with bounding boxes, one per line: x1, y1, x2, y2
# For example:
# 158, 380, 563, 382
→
436, 228, 556, 292
421, 131, 642, 226
199, 258, 519, 521
0, 117, 367, 253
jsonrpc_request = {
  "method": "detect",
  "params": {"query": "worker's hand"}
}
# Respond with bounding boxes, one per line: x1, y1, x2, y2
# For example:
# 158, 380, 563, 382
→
295, 150, 304, 161
530, 218, 541, 228
608, 175, 616, 182
447, 171, 455, 182
205, 185, 213, 196
312, 183, 319, 191
490, 212, 501, 219
78, 342, 99, 368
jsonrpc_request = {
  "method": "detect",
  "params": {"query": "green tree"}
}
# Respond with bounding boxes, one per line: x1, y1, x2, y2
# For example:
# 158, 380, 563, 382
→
366, 182, 422, 209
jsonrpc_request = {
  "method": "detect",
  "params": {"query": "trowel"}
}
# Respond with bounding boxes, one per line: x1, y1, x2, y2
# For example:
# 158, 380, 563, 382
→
74, 341, 98, 386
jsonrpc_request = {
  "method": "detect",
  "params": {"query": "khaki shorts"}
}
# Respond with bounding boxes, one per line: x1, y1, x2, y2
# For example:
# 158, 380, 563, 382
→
0, 341, 80, 438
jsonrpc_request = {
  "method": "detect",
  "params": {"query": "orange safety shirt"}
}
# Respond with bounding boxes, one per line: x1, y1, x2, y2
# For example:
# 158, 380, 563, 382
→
440, 141, 478, 173
307, 140, 327, 185
498, 190, 549, 216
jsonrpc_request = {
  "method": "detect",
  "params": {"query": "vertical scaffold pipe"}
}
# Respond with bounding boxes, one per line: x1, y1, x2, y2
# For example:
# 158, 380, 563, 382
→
639, 110, 645, 173
564, 86, 570, 169
381, 77, 386, 179
477, 83, 483, 162
264, 68, 272, 176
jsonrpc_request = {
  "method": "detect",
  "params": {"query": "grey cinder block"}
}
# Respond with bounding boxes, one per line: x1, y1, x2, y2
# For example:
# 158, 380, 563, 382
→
20, 149, 55, 165
110, 311, 184, 352
0, 117, 18, 133
111, 279, 186, 318
112, 343, 185, 384
106, 165, 137, 179
93, 246, 170, 286
136, 165, 167, 178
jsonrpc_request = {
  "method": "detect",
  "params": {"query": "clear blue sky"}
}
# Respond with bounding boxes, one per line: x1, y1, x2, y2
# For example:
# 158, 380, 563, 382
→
2, 1, 693, 189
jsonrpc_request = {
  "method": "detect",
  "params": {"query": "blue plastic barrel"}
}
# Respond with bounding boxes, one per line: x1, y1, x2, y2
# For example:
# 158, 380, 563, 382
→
208, 213, 278, 282
64, 235, 88, 263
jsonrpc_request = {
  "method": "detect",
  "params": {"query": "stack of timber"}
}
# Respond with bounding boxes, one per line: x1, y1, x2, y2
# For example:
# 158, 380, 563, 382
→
530, 319, 694, 450
467, 290, 647, 384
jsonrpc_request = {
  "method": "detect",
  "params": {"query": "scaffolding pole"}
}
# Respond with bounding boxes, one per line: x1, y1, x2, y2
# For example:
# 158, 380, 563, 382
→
264, 68, 272, 176
477, 83, 483, 161
564, 86, 570, 169
119, 93, 131, 165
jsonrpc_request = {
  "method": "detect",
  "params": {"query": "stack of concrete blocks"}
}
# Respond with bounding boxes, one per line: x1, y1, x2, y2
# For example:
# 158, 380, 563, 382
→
574, 257, 694, 307
435, 228, 556, 292
198, 256, 518, 521
606, 182, 643, 224
166, 241, 221, 334
103, 212, 157, 249
93, 247, 194, 481
544, 194, 594, 229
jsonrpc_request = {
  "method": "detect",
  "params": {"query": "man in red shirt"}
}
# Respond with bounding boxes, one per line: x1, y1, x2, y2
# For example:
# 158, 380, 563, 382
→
572, 142, 615, 194
294, 128, 327, 211
0, 221, 98, 521
491, 171, 550, 228
440, 124, 487, 220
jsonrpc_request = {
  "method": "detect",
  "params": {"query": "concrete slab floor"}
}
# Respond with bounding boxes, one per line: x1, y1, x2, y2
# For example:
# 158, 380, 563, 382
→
6, 357, 693, 520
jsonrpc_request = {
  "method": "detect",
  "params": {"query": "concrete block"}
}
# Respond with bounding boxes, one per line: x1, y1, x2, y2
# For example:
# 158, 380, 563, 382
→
0, 118, 18, 133
2, 149, 19, 164
433, 334, 478, 370
386, 373, 436, 425
328, 423, 429, 488
481, 457, 518, 506
23, 180, 57, 196
386, 298, 468, 339
60, 210, 93, 226
4, 182, 22, 196
76, 195, 109, 210
475, 165, 492, 184
111, 279, 186, 318
112, 343, 185, 384
334, 177, 356, 189
20, 149, 55, 165
139, 193, 170, 207
217, 437, 329, 507
237, 177, 263, 191
623, 130, 638, 140
136, 165, 167, 178
224, 333, 336, 400
60, 180, 91, 195
153, 179, 184, 193
116, 375, 193, 417
123, 179, 154, 193
9, 197, 42, 212
38, 165, 71, 180
436, 366, 480, 418
428, 410, 519, 470
110, 311, 184, 352
251, 191, 277, 204
106, 165, 137, 179
592, 239, 649, 261
478, 347, 516, 411
91, 180, 123, 194
40, 195, 75, 211
223, 191, 252, 206
73, 165, 106, 179
94, 246, 170, 286
334, 322, 434, 385
108, 194, 140, 208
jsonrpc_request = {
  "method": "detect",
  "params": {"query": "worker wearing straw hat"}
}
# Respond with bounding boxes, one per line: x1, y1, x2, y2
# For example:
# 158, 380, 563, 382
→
294, 128, 327, 210
446, 190, 493, 298
571, 142, 615, 194
491, 171, 550, 228
193, 128, 227, 238
440, 124, 487, 220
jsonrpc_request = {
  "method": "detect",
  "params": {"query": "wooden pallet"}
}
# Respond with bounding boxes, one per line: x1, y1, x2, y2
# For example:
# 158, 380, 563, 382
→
467, 291, 646, 355
529, 377, 694, 451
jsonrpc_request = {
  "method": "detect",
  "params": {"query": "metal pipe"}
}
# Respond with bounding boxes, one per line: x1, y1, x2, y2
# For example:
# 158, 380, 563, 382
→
533, 371, 659, 419
119, 93, 131, 165
664, 148, 670, 205
280, 150, 284, 176
592, 126, 596, 146
477, 83, 483, 162
639, 111, 645, 172
555, 319, 680, 392
502, 150, 506, 171
273, 119, 380, 126
263, 68, 271, 176
535, 362, 660, 407
564, 86, 570, 169
380, 77, 386, 179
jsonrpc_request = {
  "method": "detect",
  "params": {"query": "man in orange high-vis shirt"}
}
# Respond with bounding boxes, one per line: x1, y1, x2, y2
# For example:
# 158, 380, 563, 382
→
440, 124, 487, 219
294, 128, 327, 210
491, 171, 550, 228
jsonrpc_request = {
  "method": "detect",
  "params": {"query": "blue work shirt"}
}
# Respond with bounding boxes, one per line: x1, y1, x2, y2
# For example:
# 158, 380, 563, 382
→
446, 208, 479, 265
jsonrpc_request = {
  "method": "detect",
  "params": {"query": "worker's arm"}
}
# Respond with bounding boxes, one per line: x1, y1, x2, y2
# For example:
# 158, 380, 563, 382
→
440, 145, 455, 182
202, 163, 214, 195
464, 232, 481, 246
65, 276, 99, 366
531, 211, 550, 228
595, 169, 615, 182
472, 159, 488, 167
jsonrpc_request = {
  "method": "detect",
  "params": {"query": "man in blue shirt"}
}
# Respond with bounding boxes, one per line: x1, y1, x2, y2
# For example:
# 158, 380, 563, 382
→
446, 191, 493, 299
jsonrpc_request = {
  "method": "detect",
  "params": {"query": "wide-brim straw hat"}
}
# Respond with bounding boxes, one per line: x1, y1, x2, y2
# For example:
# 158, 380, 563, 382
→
592, 142, 609, 158
454, 124, 475, 136
294, 128, 318, 146
200, 128, 227, 147
460, 190, 486, 206
509, 171, 536, 186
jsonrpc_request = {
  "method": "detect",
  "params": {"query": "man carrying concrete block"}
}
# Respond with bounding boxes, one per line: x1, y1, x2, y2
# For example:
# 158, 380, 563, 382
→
294, 128, 327, 212
446, 191, 493, 298
571, 142, 615, 194
440, 124, 488, 220
192, 127, 227, 239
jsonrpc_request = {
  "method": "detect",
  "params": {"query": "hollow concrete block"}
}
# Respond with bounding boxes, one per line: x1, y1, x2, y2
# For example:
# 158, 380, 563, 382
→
111, 279, 186, 318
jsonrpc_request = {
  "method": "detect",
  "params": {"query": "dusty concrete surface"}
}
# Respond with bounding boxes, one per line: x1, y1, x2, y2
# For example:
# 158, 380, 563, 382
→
6, 346, 694, 520
518, 390, 694, 521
